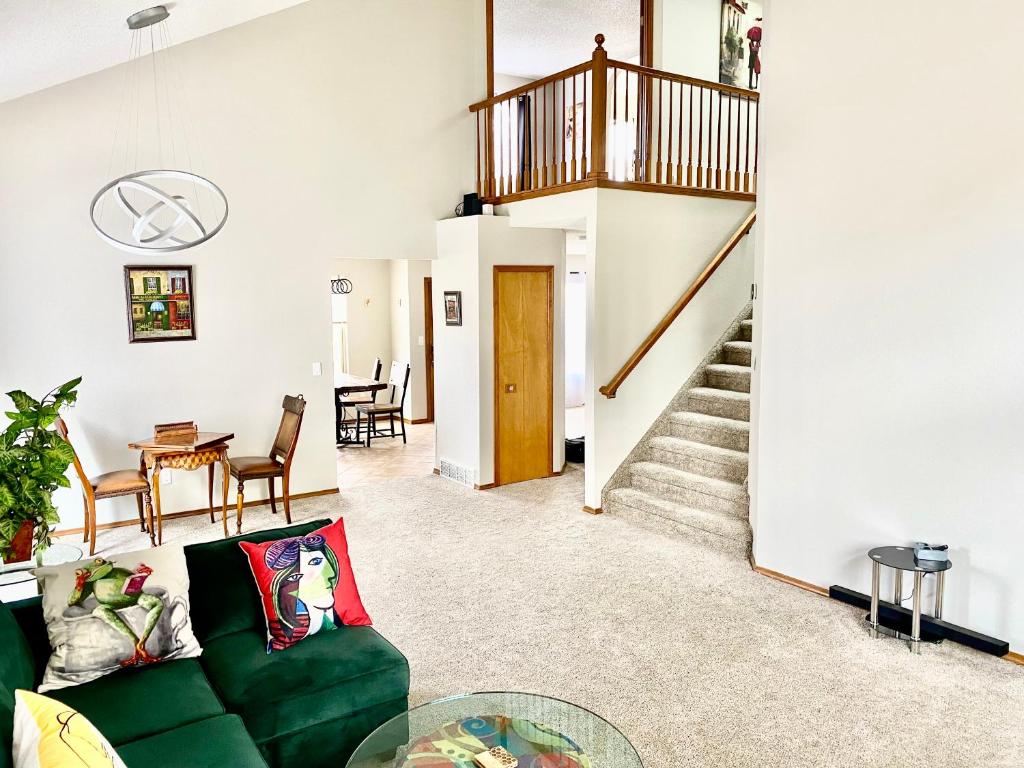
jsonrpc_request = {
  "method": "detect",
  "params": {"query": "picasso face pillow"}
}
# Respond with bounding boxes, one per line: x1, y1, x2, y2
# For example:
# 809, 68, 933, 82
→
33, 545, 202, 693
239, 518, 371, 652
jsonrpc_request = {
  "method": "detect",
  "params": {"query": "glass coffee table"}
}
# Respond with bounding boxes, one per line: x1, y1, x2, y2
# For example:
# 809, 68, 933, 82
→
0, 541, 84, 600
346, 692, 643, 768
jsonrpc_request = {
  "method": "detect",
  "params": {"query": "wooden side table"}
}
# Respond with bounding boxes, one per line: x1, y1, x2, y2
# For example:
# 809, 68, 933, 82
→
130, 431, 234, 546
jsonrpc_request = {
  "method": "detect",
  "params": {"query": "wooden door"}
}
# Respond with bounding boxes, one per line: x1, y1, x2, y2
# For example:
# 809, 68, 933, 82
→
423, 277, 435, 423
494, 266, 553, 486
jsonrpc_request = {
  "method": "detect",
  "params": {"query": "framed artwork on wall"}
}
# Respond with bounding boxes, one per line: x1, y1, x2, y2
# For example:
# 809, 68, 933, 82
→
124, 265, 196, 343
443, 291, 462, 326
720, 0, 763, 91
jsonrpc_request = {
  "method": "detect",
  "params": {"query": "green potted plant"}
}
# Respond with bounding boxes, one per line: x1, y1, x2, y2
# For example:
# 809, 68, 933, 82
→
0, 377, 81, 564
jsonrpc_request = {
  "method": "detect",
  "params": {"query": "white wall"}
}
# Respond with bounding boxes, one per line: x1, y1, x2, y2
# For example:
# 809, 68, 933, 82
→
655, 0, 721, 81
388, 260, 432, 421
752, 0, 1024, 651
0, 0, 483, 529
434, 216, 565, 486
505, 189, 754, 509
333, 259, 393, 383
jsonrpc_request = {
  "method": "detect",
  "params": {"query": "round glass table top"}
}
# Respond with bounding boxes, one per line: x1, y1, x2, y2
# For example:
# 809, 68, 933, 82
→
345, 692, 643, 768
868, 546, 952, 573
0, 542, 84, 585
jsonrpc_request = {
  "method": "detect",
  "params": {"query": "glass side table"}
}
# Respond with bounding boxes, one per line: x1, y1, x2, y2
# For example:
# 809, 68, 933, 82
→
0, 542, 84, 599
867, 545, 952, 654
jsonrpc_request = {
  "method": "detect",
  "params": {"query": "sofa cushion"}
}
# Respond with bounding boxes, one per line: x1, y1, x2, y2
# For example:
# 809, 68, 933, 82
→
201, 626, 409, 744
116, 715, 269, 768
48, 658, 224, 746
184, 520, 328, 644
7, 598, 49, 686
0, 601, 35, 693
0, 682, 14, 768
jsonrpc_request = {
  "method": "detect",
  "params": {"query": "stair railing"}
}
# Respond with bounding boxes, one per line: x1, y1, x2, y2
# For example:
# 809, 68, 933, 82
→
599, 209, 756, 399
469, 35, 760, 204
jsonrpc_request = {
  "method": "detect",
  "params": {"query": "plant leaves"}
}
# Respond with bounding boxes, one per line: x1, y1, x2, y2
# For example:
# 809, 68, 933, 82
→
6, 391, 39, 413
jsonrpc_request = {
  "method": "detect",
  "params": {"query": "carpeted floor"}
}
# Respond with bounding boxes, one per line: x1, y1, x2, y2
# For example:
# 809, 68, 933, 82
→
89, 467, 1024, 768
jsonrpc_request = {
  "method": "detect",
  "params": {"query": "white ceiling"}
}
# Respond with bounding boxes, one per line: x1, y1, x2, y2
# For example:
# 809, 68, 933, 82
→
0, 0, 312, 104
494, 0, 640, 80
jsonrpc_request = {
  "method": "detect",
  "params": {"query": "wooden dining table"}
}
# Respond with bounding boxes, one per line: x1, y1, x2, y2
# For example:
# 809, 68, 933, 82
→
128, 431, 234, 545
335, 374, 387, 446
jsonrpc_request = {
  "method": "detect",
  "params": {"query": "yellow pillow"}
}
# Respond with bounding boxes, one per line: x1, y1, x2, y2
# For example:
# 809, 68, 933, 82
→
11, 690, 126, 768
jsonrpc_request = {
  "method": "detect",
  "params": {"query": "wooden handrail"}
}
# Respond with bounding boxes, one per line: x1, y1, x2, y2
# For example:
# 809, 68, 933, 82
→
468, 60, 594, 112
599, 209, 756, 399
607, 60, 761, 100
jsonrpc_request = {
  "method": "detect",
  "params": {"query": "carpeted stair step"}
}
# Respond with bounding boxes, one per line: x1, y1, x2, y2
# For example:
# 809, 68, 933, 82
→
704, 363, 751, 393
686, 387, 750, 421
629, 461, 748, 518
606, 487, 751, 556
723, 340, 752, 366
668, 412, 749, 451
647, 436, 748, 483
740, 319, 753, 341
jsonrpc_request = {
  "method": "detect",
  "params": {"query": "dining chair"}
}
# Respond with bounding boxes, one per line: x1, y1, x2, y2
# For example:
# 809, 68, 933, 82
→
355, 362, 411, 447
336, 357, 382, 442
55, 417, 152, 556
228, 394, 305, 534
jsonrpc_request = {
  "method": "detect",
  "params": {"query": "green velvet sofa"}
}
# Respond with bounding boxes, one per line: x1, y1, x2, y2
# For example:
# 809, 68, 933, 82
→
0, 519, 409, 768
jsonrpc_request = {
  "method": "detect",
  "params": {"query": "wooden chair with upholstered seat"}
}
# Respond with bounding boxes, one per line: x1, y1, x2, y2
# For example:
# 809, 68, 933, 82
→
55, 417, 152, 556
355, 362, 411, 447
228, 394, 305, 534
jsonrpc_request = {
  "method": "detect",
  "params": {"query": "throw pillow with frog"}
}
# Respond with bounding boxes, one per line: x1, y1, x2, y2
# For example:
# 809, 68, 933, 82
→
34, 545, 202, 692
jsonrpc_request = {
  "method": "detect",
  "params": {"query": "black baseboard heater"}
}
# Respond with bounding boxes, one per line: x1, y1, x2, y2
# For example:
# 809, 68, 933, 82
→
828, 585, 1009, 657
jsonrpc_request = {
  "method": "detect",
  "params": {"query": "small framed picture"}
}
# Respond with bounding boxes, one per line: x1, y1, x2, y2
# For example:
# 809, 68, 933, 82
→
124, 265, 196, 343
443, 291, 462, 326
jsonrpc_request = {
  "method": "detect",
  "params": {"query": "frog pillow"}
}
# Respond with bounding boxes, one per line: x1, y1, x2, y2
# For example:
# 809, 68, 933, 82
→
34, 545, 202, 692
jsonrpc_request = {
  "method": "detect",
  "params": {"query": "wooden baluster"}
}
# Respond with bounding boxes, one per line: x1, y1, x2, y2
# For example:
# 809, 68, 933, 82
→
715, 91, 722, 189
687, 84, 693, 186
532, 88, 539, 190
508, 97, 514, 193
588, 34, 608, 180
744, 96, 751, 192
561, 77, 567, 184
606, 66, 614, 179
726, 93, 732, 191
541, 84, 547, 188
570, 73, 577, 182
696, 86, 704, 187
677, 82, 684, 186
655, 79, 664, 184
624, 69, 631, 180
496, 103, 503, 196
634, 73, 644, 181
644, 74, 654, 182
581, 67, 588, 179
753, 99, 759, 193
666, 81, 674, 185
475, 110, 482, 196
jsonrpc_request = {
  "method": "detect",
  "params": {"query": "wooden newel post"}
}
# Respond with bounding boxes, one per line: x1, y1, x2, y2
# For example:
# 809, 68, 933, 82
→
588, 34, 609, 180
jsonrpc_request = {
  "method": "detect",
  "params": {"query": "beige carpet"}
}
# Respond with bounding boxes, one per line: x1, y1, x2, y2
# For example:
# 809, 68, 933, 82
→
88, 467, 1024, 768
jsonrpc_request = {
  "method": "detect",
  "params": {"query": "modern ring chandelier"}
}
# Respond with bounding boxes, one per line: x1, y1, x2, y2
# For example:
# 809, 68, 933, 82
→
90, 6, 228, 255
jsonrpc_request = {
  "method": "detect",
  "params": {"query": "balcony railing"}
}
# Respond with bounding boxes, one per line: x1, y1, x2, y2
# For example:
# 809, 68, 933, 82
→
468, 35, 760, 204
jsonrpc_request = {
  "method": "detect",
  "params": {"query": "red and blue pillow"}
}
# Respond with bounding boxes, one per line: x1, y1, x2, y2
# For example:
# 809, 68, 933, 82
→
240, 519, 371, 652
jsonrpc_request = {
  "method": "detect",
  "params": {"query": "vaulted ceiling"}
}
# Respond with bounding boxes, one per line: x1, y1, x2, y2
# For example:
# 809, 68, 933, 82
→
494, 0, 641, 79
0, 0, 312, 104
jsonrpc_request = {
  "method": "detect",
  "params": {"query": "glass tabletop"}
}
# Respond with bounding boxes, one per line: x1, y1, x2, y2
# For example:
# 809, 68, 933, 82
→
0, 541, 84, 584
868, 546, 952, 573
345, 692, 643, 768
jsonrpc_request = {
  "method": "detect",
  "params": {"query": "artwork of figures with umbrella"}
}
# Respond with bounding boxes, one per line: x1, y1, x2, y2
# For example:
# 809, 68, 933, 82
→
720, 0, 763, 91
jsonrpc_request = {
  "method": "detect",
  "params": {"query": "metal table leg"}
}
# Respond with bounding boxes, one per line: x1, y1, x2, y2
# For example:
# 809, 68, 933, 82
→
869, 561, 881, 638
934, 570, 945, 620
893, 568, 903, 604
910, 571, 923, 654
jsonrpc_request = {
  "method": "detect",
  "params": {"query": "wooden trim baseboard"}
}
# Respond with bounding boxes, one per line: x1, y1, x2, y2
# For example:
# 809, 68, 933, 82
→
405, 418, 432, 425
1005, 651, 1024, 666
432, 467, 440, 475
53, 487, 340, 539
582, 505, 603, 515
749, 560, 830, 597
474, 482, 497, 491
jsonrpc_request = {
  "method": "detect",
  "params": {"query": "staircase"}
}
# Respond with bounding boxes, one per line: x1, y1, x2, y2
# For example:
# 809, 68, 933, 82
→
605, 317, 753, 556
